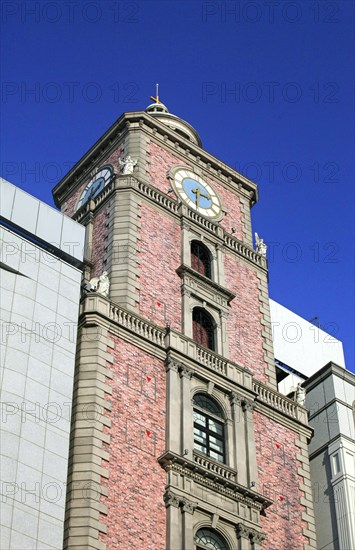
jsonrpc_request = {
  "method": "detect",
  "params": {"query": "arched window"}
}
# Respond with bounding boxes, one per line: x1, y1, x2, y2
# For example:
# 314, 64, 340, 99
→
195, 528, 229, 550
191, 241, 212, 279
193, 394, 225, 463
193, 307, 215, 350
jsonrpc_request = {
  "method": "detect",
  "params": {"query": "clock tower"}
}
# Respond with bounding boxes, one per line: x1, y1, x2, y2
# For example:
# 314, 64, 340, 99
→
53, 100, 317, 549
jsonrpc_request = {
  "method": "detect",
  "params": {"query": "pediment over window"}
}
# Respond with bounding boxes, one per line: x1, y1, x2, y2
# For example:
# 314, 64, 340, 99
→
177, 264, 235, 311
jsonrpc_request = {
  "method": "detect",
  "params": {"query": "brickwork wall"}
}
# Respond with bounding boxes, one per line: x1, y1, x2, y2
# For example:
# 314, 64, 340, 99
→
254, 411, 309, 549
224, 253, 268, 383
91, 205, 109, 278
147, 141, 184, 194
100, 336, 166, 550
148, 141, 244, 240
138, 203, 182, 331
65, 182, 84, 216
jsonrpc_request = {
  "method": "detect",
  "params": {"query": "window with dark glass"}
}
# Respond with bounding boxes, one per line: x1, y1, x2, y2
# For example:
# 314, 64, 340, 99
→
191, 241, 212, 279
192, 308, 215, 350
195, 528, 229, 550
193, 394, 225, 463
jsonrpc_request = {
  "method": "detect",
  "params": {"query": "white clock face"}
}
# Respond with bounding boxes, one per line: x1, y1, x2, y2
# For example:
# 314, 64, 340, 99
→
173, 169, 222, 220
75, 166, 113, 211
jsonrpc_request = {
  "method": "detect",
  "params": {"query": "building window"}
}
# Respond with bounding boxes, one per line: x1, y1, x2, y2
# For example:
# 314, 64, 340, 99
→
193, 307, 215, 350
191, 241, 212, 279
193, 394, 225, 463
195, 528, 229, 550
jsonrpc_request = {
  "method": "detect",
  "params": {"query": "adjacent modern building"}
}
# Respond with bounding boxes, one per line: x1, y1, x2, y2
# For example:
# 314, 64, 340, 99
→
270, 299, 354, 550
0, 178, 85, 549
305, 363, 354, 550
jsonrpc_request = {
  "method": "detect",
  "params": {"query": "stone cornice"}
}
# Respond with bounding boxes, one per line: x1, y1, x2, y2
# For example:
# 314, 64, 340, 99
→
158, 451, 273, 511
52, 111, 258, 208
79, 297, 312, 437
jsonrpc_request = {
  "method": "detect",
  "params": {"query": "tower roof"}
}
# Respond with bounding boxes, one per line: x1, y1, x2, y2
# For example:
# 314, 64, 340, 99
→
145, 98, 202, 146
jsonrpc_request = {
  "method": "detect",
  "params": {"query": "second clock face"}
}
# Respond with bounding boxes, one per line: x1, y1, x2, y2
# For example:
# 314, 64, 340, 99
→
75, 166, 113, 211
173, 169, 222, 220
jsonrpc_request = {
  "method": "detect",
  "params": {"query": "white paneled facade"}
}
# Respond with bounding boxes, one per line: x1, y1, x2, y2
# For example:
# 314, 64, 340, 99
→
0, 179, 85, 549
304, 364, 355, 550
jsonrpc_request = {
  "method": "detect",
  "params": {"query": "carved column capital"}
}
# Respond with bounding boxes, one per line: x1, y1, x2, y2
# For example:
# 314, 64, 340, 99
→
180, 497, 197, 515
181, 219, 191, 231
236, 524, 265, 543
163, 489, 180, 509
251, 531, 266, 544
179, 365, 194, 379
242, 397, 255, 412
235, 523, 250, 540
182, 287, 191, 297
229, 391, 242, 407
229, 392, 255, 411
165, 357, 181, 373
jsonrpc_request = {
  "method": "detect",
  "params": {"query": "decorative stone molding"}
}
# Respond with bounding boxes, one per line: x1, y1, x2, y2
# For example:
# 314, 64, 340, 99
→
179, 365, 194, 379
236, 523, 250, 540
82, 297, 311, 434
193, 451, 237, 482
164, 489, 197, 514
158, 451, 272, 512
236, 523, 266, 543
176, 264, 235, 310
72, 171, 266, 273
229, 391, 255, 411
165, 356, 181, 373
181, 498, 197, 515
252, 530, 266, 544
242, 398, 255, 412
164, 489, 181, 509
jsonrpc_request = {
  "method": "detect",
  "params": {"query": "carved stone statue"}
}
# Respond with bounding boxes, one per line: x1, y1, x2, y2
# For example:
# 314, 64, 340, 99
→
119, 155, 137, 175
255, 232, 267, 256
296, 383, 306, 406
84, 271, 110, 298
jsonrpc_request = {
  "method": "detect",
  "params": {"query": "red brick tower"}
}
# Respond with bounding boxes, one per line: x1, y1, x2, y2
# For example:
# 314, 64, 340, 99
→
52, 99, 316, 550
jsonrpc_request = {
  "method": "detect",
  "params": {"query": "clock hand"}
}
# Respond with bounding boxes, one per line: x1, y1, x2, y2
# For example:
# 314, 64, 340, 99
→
200, 191, 210, 200
192, 187, 211, 208
192, 187, 201, 207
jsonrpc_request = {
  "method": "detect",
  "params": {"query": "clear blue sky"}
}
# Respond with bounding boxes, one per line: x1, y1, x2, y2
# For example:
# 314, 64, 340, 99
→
1, 0, 354, 371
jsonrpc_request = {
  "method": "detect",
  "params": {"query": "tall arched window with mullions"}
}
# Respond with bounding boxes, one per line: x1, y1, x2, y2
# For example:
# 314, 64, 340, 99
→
192, 307, 215, 351
191, 240, 212, 279
195, 528, 229, 550
193, 394, 225, 463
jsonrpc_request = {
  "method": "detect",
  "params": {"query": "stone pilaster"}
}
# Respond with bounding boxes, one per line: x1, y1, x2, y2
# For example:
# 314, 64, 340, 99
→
64, 316, 113, 550
256, 270, 277, 389
180, 365, 194, 454
295, 435, 318, 549
239, 193, 253, 246
106, 177, 141, 311
181, 497, 197, 550
165, 357, 182, 454
164, 489, 182, 550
